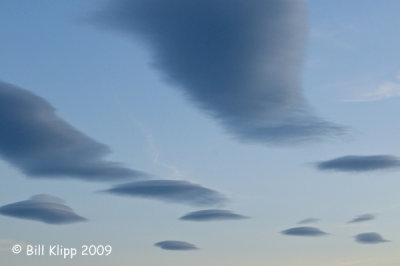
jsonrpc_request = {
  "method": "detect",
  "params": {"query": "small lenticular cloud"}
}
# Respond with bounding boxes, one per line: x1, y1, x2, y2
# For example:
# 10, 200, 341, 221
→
348, 214, 375, 224
354, 232, 389, 244
105, 180, 226, 207
154, 241, 198, 251
297, 218, 319, 224
0, 194, 87, 225
281, 226, 328, 237
180, 209, 247, 221
316, 155, 400, 172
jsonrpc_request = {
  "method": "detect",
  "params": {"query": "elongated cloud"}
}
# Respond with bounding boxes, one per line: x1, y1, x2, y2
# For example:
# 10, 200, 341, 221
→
348, 214, 375, 224
354, 233, 389, 244
316, 155, 400, 172
0, 194, 86, 224
180, 209, 247, 222
97, 0, 343, 143
297, 218, 319, 224
154, 241, 198, 251
346, 74, 400, 102
0, 81, 145, 181
105, 180, 226, 207
281, 226, 328, 237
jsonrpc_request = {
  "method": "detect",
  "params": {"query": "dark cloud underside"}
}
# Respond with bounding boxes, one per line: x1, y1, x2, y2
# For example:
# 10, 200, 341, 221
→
180, 209, 247, 221
0, 81, 145, 181
281, 226, 328, 237
0, 194, 86, 224
316, 155, 400, 172
105, 180, 226, 207
354, 232, 389, 244
97, 0, 343, 144
154, 241, 198, 251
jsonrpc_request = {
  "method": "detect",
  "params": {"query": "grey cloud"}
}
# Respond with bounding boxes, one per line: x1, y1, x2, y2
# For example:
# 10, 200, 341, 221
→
316, 155, 400, 172
297, 218, 319, 224
281, 226, 328, 237
0, 194, 87, 224
0, 81, 146, 181
179, 209, 247, 221
348, 214, 375, 224
354, 232, 389, 244
104, 180, 226, 207
154, 240, 198, 251
96, 0, 343, 144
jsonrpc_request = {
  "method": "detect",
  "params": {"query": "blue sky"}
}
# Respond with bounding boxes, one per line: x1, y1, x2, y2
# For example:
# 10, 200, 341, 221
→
1, 1, 400, 265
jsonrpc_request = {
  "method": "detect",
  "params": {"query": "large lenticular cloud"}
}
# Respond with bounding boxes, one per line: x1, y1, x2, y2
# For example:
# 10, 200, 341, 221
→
0, 81, 146, 181
98, 0, 342, 143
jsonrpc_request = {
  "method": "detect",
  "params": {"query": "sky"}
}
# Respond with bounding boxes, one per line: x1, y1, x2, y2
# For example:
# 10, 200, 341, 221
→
1, 0, 400, 265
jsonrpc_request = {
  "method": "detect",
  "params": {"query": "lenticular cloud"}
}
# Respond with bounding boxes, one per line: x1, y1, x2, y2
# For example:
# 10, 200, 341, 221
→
97, 0, 343, 144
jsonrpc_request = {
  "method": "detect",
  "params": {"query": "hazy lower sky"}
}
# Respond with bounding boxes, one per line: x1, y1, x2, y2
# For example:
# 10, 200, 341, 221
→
1, 1, 400, 265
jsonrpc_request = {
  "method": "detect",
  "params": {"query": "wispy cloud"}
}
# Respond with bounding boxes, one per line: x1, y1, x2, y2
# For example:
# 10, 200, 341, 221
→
281, 226, 328, 237
0, 194, 87, 225
0, 81, 147, 181
104, 180, 226, 207
316, 155, 400, 172
297, 218, 319, 224
180, 209, 247, 222
345, 74, 400, 102
154, 240, 198, 251
348, 214, 375, 224
96, 0, 343, 144
354, 232, 389, 244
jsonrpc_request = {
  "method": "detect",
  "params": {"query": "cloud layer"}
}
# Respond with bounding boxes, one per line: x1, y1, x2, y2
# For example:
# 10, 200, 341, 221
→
316, 155, 400, 172
105, 180, 226, 206
0, 194, 86, 224
354, 232, 389, 244
154, 241, 198, 251
348, 214, 375, 224
179, 209, 247, 221
97, 0, 342, 144
0, 81, 145, 181
281, 226, 328, 237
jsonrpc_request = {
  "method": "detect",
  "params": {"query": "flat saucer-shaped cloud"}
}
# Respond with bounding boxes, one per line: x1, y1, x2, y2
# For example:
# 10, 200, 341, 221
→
316, 155, 400, 172
0, 194, 87, 224
155, 240, 198, 251
348, 214, 375, 223
0, 81, 145, 181
180, 209, 247, 221
281, 226, 328, 237
297, 218, 319, 224
354, 232, 389, 244
105, 180, 226, 207
97, 0, 343, 144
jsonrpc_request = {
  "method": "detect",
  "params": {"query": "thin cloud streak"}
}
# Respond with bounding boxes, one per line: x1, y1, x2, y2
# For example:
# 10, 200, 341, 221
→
345, 74, 400, 102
